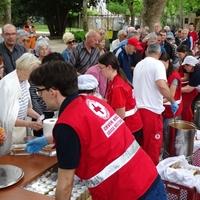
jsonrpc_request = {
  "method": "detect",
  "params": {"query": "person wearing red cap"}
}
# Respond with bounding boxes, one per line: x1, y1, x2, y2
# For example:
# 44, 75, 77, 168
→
114, 37, 143, 82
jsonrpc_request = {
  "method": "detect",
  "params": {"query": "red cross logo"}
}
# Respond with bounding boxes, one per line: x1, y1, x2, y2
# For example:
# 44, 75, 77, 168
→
92, 103, 104, 114
86, 99, 110, 120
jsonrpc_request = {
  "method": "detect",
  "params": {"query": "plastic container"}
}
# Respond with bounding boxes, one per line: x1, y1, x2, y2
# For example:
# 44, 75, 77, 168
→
163, 180, 198, 200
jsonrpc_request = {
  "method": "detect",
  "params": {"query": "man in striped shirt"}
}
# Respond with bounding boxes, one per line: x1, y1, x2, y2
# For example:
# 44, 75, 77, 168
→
69, 30, 100, 74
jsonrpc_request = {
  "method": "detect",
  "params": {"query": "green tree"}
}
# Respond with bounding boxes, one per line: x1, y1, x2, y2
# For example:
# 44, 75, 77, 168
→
12, 0, 98, 37
126, 0, 143, 26
163, 0, 200, 27
12, 0, 84, 37
0, 0, 11, 24
107, 0, 142, 25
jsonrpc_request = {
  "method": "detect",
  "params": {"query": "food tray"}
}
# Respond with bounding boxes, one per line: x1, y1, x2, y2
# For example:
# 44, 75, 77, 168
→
23, 166, 90, 200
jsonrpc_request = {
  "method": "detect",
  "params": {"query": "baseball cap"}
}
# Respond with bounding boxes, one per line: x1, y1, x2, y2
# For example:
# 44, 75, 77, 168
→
78, 74, 98, 90
182, 56, 199, 66
127, 37, 142, 50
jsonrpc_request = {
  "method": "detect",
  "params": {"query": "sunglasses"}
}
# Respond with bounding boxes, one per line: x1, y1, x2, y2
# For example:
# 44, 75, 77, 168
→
67, 40, 75, 44
23, 39, 30, 42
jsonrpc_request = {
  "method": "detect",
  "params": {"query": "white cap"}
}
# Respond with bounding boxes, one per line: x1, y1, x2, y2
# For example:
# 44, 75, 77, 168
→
78, 74, 98, 90
182, 56, 199, 66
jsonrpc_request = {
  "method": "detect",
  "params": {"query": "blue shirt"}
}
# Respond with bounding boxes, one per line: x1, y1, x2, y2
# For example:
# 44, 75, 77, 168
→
115, 46, 133, 82
61, 48, 72, 62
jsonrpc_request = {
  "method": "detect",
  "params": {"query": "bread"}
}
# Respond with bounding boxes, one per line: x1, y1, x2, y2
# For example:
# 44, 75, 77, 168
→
0, 127, 5, 144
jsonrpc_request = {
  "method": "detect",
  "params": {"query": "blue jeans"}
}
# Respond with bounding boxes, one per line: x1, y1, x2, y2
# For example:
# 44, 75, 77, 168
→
140, 175, 167, 200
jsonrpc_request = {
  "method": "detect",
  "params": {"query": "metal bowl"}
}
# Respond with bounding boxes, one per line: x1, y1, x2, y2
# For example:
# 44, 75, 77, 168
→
0, 164, 24, 189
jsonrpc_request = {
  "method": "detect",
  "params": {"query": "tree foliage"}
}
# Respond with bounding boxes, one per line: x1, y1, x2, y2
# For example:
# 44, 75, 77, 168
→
107, 0, 142, 16
11, 0, 98, 37
12, 0, 84, 37
1, 0, 199, 36
0, 0, 11, 23
162, 0, 200, 26
107, 1, 128, 15
0, 0, 8, 13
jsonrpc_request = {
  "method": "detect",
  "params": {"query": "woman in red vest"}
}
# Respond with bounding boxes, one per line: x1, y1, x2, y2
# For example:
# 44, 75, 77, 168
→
160, 53, 183, 156
177, 44, 198, 121
98, 52, 143, 145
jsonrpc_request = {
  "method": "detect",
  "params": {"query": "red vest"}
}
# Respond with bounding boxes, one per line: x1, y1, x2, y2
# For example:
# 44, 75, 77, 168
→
163, 71, 183, 118
106, 75, 143, 133
56, 95, 157, 200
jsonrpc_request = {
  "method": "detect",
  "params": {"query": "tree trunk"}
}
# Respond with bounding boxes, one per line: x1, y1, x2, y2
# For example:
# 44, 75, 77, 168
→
45, 4, 68, 38
3, 0, 11, 24
82, 0, 88, 32
127, 1, 135, 26
142, 0, 167, 31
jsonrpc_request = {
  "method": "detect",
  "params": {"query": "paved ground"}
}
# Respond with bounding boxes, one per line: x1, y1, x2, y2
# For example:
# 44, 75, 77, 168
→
48, 39, 66, 53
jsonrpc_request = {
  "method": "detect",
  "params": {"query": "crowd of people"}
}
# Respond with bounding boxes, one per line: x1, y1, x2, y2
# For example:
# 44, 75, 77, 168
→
0, 21, 200, 200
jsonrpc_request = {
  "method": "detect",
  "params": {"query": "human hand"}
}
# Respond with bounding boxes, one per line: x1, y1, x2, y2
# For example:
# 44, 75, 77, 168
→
37, 114, 45, 122
171, 102, 179, 114
29, 121, 43, 131
26, 136, 48, 153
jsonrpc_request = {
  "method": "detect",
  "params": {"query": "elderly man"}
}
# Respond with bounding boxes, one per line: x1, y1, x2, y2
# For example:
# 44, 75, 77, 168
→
69, 30, 100, 74
110, 29, 127, 52
115, 37, 143, 82
133, 43, 178, 165
0, 24, 27, 75
16, 29, 30, 49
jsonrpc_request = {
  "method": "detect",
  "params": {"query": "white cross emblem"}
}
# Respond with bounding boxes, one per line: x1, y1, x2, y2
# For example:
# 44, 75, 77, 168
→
86, 99, 110, 120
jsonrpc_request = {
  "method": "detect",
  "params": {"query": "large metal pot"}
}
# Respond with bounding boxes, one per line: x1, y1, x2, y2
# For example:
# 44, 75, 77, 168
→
194, 101, 200, 129
166, 120, 196, 157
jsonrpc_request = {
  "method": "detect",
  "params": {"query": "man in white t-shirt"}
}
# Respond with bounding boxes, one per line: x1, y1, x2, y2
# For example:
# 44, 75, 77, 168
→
133, 44, 179, 165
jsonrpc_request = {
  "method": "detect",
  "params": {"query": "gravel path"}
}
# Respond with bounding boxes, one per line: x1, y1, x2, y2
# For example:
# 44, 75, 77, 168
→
48, 39, 66, 53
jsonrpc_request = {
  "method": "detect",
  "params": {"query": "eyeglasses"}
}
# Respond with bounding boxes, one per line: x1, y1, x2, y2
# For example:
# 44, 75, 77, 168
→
67, 40, 75, 44
36, 87, 48, 96
4, 32, 17, 36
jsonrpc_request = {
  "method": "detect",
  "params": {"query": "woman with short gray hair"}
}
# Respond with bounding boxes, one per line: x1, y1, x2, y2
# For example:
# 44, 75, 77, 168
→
0, 52, 43, 155
34, 37, 50, 61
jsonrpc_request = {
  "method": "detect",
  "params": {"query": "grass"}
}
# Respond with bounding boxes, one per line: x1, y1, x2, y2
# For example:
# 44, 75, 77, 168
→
34, 24, 83, 32
34, 24, 48, 32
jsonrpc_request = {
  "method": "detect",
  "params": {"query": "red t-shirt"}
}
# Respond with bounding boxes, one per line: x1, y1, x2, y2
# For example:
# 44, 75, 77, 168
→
106, 74, 143, 133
